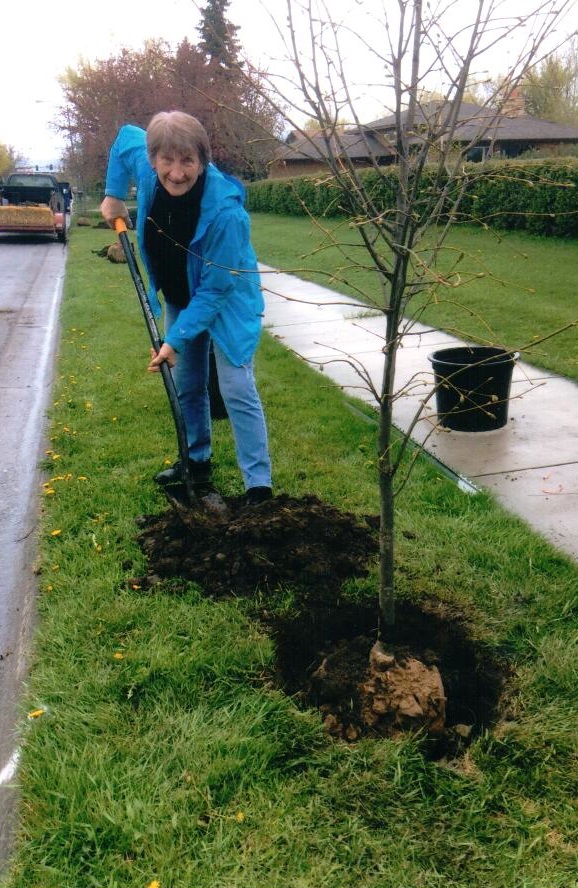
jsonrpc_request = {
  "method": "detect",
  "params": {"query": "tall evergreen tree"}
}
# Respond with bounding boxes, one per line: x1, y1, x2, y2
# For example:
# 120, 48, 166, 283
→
197, 0, 241, 70
194, 0, 282, 178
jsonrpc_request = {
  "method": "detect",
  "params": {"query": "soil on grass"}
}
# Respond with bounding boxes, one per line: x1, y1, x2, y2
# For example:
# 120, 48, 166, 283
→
130, 493, 511, 757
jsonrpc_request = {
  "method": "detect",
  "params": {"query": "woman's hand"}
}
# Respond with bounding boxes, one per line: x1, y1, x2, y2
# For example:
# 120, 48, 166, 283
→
148, 344, 177, 372
100, 196, 131, 228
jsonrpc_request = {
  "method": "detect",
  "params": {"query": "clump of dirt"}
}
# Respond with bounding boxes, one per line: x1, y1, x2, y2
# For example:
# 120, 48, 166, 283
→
312, 639, 446, 740
363, 641, 447, 735
130, 493, 511, 755
92, 242, 127, 263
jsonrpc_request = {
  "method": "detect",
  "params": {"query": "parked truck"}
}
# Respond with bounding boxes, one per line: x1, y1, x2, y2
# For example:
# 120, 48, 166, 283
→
0, 172, 69, 242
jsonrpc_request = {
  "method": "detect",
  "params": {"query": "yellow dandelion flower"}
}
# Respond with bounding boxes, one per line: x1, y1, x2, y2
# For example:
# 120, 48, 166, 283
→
28, 709, 45, 719
113, 652, 124, 660
50, 529, 62, 537
147, 881, 161, 888
235, 811, 246, 823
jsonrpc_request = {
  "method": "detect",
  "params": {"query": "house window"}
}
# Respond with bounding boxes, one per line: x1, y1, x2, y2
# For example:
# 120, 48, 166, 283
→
466, 146, 485, 163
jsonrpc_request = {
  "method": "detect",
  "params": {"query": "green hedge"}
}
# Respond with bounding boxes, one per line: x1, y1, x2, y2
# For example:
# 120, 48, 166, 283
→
246, 158, 578, 238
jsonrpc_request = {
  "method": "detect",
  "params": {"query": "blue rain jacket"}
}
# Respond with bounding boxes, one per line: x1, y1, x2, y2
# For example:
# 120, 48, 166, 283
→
104, 125, 264, 366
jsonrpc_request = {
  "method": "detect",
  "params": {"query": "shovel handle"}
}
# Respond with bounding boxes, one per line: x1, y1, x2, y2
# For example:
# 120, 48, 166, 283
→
112, 216, 197, 506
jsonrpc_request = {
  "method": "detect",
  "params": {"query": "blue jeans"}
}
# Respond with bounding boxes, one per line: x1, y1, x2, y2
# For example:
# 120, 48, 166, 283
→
164, 302, 272, 490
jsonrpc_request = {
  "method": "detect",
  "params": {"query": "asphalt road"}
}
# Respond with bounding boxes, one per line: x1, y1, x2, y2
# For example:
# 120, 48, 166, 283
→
0, 234, 66, 870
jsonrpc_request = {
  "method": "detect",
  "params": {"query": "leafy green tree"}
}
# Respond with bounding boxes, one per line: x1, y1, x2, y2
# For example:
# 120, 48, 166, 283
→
521, 41, 578, 124
0, 142, 16, 176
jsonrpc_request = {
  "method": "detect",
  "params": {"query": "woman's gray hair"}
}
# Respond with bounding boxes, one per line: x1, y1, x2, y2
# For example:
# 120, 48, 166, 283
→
146, 111, 211, 167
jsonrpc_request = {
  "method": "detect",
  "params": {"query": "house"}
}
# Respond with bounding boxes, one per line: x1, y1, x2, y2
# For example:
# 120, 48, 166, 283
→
364, 99, 578, 162
268, 128, 396, 178
270, 98, 578, 177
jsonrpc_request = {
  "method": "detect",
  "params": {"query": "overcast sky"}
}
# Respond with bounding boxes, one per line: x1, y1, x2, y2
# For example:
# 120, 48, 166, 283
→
1, 0, 229, 165
1, 0, 575, 168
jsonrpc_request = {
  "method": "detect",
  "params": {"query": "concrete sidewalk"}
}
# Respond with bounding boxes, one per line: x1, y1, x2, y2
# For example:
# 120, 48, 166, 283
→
260, 265, 578, 564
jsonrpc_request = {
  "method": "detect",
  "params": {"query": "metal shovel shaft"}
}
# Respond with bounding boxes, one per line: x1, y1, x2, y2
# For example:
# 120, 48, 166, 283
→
114, 218, 197, 507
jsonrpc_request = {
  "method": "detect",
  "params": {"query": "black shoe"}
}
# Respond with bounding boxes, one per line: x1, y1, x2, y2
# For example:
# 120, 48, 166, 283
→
155, 459, 184, 486
243, 486, 273, 506
155, 458, 214, 495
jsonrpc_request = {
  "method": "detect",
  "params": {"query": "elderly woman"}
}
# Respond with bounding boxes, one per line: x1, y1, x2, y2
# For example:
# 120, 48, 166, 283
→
100, 111, 272, 505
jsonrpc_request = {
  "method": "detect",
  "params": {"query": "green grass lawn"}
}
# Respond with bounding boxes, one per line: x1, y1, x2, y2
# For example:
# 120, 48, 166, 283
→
3, 222, 578, 888
250, 213, 578, 380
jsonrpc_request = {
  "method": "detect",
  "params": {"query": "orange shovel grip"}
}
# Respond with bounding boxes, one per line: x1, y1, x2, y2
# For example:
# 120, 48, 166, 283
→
114, 217, 128, 234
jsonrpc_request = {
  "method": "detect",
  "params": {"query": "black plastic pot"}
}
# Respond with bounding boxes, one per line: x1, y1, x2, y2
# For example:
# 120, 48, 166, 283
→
209, 344, 228, 420
428, 346, 519, 432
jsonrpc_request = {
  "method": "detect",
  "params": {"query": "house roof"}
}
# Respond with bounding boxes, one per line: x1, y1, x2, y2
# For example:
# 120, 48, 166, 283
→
364, 101, 578, 144
455, 115, 578, 143
273, 103, 578, 173
275, 129, 395, 162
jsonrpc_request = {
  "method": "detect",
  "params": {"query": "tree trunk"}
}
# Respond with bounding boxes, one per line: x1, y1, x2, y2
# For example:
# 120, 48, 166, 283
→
377, 309, 400, 632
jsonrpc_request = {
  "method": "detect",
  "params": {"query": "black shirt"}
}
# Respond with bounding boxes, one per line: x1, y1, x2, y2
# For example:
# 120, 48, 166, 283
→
144, 172, 206, 308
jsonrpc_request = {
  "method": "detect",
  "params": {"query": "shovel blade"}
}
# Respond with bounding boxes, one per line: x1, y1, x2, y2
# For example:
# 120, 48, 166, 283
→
162, 482, 192, 512
162, 483, 229, 519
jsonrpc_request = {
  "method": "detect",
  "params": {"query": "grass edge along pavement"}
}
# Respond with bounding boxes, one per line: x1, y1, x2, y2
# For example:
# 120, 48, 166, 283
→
4, 223, 578, 888
250, 212, 578, 382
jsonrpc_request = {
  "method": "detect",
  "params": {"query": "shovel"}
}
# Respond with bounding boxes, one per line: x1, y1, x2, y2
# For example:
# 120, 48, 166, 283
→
114, 217, 200, 513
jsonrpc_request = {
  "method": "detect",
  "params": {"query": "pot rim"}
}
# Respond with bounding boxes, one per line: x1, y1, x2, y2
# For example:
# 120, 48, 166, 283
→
427, 345, 520, 367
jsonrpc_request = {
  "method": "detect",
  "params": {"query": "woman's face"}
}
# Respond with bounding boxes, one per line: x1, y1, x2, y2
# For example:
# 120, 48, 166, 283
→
153, 150, 203, 197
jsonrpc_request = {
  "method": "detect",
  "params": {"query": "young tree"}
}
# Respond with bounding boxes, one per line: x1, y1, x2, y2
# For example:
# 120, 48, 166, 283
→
241, 0, 575, 633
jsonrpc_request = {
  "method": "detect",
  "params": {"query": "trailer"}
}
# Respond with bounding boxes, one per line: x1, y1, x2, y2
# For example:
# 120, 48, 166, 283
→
0, 172, 68, 242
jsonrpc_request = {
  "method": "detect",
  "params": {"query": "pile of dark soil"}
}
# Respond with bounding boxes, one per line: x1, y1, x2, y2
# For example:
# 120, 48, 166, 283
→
130, 493, 511, 756
134, 493, 377, 598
